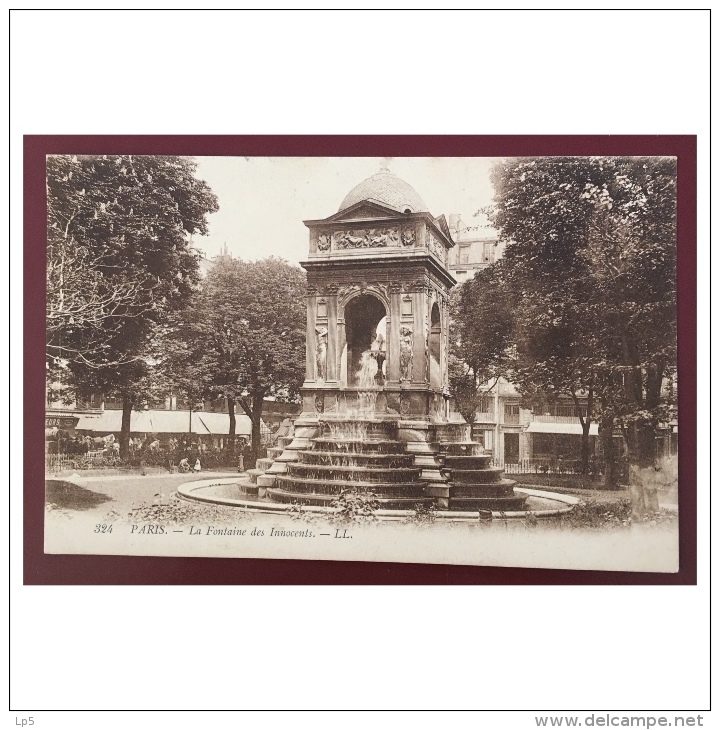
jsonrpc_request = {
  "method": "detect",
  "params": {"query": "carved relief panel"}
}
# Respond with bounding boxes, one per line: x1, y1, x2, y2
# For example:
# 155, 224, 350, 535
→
317, 232, 331, 252
334, 228, 400, 249
426, 229, 447, 264
401, 227, 416, 247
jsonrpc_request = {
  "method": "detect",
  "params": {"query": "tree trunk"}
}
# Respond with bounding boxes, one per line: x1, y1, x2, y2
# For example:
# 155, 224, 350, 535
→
626, 420, 659, 518
628, 464, 660, 518
120, 394, 132, 459
637, 422, 658, 466
572, 387, 593, 476
227, 397, 236, 456
601, 417, 617, 490
580, 420, 591, 475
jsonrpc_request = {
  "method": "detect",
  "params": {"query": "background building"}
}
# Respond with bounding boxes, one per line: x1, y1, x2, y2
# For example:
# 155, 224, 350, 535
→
470, 379, 599, 468
447, 212, 506, 283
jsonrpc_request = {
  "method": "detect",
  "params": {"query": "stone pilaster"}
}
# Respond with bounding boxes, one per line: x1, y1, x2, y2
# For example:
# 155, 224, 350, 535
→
305, 290, 317, 382
326, 294, 338, 384
386, 286, 402, 384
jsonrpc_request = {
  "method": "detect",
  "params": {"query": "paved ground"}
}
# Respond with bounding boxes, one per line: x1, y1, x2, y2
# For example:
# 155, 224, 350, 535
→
45, 469, 678, 520
513, 474, 678, 509
45, 470, 240, 518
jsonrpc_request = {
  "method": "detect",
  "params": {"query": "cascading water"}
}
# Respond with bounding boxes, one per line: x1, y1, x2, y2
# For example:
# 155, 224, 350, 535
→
266, 328, 528, 512
266, 417, 529, 513
356, 351, 380, 412
268, 418, 434, 509
435, 435, 530, 511
357, 350, 379, 388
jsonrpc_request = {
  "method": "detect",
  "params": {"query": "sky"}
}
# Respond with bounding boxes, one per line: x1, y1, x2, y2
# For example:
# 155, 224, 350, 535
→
192, 156, 500, 266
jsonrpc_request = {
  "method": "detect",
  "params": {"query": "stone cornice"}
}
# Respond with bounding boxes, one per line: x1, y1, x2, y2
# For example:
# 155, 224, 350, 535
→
301, 254, 457, 289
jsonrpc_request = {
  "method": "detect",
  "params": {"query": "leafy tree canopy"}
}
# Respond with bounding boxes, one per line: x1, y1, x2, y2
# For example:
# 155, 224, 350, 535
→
46, 154, 219, 457
157, 256, 307, 459
47, 154, 218, 377
486, 156, 676, 417
453, 156, 677, 480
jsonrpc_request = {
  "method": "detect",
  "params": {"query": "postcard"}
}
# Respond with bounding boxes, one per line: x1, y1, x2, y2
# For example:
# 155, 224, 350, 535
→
30, 138, 693, 578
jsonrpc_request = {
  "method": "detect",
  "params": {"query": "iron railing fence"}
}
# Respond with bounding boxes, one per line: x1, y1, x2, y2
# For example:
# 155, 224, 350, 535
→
45, 450, 117, 473
490, 457, 599, 475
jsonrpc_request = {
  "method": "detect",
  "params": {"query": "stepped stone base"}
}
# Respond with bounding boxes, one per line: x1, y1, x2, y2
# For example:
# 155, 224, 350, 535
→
435, 438, 528, 512
425, 485, 450, 499
240, 415, 528, 513
246, 469, 264, 484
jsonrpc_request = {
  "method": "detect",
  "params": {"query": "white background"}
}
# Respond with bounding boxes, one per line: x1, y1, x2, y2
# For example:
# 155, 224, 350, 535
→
9, 8, 710, 725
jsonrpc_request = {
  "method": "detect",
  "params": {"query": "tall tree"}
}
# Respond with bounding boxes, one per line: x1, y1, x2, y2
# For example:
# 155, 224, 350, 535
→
450, 259, 599, 473
510, 287, 599, 474
158, 257, 307, 465
46, 155, 219, 456
580, 157, 677, 497
449, 263, 517, 424
485, 156, 677, 505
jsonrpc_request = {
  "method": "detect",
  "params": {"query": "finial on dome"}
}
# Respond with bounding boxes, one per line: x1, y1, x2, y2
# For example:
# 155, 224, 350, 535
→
379, 157, 393, 173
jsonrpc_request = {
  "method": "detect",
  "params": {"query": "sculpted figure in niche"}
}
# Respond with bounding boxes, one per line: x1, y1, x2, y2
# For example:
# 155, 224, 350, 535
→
315, 326, 328, 381
399, 326, 413, 381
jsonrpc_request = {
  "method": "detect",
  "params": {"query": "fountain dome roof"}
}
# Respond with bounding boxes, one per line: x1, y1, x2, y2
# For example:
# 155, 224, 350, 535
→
339, 168, 428, 214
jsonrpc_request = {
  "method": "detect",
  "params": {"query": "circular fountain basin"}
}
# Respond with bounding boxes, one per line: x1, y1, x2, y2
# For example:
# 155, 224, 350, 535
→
176, 477, 579, 521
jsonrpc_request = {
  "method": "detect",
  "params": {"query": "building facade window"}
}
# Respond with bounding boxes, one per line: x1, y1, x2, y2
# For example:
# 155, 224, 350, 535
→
504, 403, 520, 424
477, 395, 494, 415
551, 404, 588, 418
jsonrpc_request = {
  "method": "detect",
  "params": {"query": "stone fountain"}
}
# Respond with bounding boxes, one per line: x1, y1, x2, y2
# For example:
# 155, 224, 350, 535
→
252, 166, 529, 515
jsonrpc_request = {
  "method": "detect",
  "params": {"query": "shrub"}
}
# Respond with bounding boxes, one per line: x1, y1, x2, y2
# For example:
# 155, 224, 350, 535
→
288, 499, 316, 524
329, 488, 380, 524
557, 499, 677, 529
404, 502, 437, 527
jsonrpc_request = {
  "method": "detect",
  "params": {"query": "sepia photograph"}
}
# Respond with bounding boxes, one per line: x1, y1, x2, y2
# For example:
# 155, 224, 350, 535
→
40, 149, 683, 573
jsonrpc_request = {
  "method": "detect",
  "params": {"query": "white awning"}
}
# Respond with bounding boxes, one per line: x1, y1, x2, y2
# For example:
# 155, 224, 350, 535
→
75, 409, 264, 436
526, 421, 598, 436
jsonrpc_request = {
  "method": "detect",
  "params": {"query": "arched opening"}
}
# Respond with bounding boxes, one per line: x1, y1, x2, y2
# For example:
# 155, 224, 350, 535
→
344, 294, 387, 388
429, 302, 442, 389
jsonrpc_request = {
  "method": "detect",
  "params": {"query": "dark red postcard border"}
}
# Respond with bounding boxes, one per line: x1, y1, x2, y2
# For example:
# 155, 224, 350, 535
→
23, 135, 697, 585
